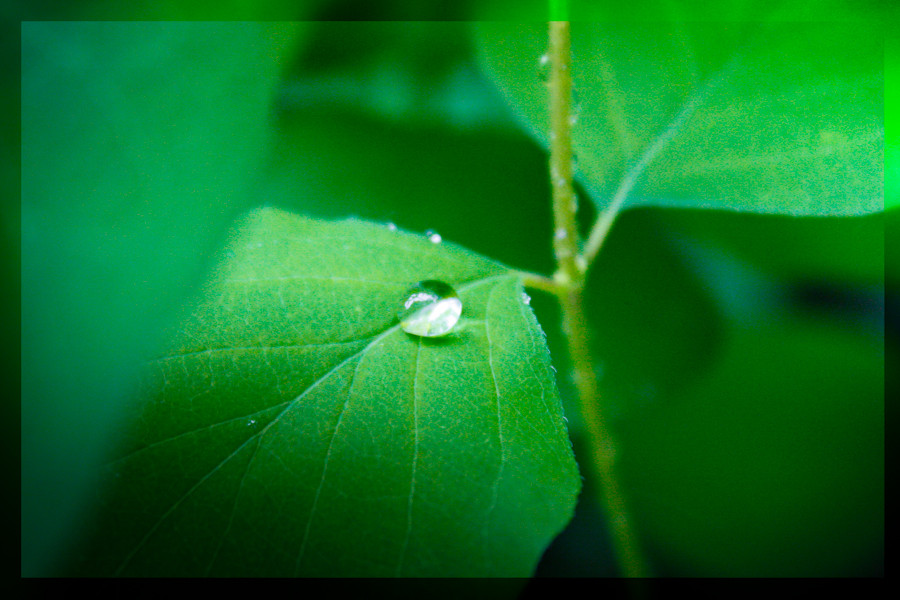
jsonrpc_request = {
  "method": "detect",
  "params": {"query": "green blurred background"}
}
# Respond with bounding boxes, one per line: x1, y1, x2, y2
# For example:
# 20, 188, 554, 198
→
16, 1, 887, 577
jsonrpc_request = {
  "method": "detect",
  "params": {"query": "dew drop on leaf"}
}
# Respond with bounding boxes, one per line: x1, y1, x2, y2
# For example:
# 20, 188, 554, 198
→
538, 52, 550, 83
398, 280, 462, 338
425, 229, 442, 244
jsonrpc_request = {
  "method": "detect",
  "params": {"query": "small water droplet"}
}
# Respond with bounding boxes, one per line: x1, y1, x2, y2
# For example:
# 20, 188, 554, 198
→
567, 112, 578, 127
538, 53, 550, 82
521, 292, 532, 306
386, 222, 398, 232
575, 255, 588, 272
399, 280, 462, 338
425, 230, 442, 244
247, 419, 257, 427
554, 228, 568, 241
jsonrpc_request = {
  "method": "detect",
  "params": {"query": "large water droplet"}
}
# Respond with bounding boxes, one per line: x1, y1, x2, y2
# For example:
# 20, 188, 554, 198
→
399, 280, 462, 338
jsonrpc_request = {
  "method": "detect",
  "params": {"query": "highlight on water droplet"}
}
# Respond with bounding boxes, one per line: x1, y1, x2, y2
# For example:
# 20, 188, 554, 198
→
575, 255, 588, 272
398, 280, 462, 338
538, 53, 550, 82
386, 222, 398, 232
521, 292, 532, 306
425, 230, 442, 244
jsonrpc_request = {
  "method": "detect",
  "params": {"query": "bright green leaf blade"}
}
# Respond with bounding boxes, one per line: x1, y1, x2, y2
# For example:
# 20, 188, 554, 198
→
475, 21, 883, 216
70, 208, 580, 577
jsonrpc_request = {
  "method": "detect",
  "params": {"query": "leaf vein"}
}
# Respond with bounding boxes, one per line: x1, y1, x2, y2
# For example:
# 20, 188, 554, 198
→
482, 282, 505, 571
396, 338, 421, 576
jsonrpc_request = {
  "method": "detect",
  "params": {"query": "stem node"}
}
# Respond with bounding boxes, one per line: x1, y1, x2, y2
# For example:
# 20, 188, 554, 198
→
546, 17, 650, 578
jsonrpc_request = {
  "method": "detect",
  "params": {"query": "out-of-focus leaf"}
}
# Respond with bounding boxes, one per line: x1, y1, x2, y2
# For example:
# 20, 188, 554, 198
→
70, 208, 580, 577
279, 21, 517, 133
21, 22, 301, 576
582, 209, 725, 413
617, 320, 884, 576
475, 20, 883, 216
665, 210, 884, 284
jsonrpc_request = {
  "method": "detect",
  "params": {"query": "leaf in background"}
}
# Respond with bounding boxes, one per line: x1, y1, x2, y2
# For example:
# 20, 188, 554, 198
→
582, 209, 725, 411
71, 208, 580, 577
617, 319, 883, 576
475, 19, 883, 216
663, 209, 884, 284
21, 22, 302, 576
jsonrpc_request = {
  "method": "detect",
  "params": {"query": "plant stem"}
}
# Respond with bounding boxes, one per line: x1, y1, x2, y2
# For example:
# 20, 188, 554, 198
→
517, 270, 563, 295
559, 287, 648, 578
546, 19, 650, 578
548, 21, 581, 287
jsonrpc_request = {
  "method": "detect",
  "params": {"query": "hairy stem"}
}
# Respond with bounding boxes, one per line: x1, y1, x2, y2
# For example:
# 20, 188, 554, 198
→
547, 19, 650, 578
548, 21, 581, 286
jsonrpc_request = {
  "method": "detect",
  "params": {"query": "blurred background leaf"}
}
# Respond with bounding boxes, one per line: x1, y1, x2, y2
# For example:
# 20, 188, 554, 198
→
21, 21, 305, 576
616, 318, 883, 577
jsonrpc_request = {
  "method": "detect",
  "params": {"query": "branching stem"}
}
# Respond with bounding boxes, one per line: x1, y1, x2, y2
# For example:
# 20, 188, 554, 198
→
517, 270, 564, 295
546, 19, 650, 578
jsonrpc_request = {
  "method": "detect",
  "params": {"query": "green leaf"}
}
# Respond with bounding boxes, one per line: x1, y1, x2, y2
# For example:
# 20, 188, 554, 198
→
475, 20, 883, 216
71, 208, 580, 577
